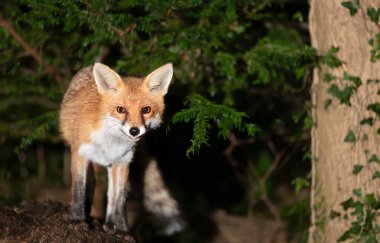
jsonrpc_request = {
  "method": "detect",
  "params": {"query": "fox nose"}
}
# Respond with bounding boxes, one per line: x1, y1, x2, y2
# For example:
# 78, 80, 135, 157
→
129, 127, 140, 137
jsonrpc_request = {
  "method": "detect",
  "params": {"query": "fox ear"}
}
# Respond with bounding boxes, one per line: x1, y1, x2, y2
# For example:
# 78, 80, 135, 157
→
93, 63, 123, 95
144, 63, 173, 95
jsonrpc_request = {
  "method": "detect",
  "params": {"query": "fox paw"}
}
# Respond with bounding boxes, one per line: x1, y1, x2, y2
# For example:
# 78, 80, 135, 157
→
68, 220, 90, 231
103, 223, 135, 243
116, 230, 136, 243
103, 222, 116, 234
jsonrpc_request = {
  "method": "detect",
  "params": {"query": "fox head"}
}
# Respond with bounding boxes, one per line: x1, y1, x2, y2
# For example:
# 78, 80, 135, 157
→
92, 63, 173, 142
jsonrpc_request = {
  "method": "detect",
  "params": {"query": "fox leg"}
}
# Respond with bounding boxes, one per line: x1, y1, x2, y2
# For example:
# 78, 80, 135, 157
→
105, 162, 130, 232
70, 149, 94, 223
143, 159, 185, 235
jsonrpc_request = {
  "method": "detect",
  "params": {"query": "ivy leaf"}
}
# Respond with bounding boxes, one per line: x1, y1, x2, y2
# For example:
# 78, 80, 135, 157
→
352, 164, 363, 175
364, 193, 380, 209
372, 171, 380, 180
341, 0, 360, 16
329, 210, 341, 219
344, 130, 356, 143
367, 79, 380, 84
368, 154, 380, 163
291, 177, 310, 195
367, 7, 380, 23
337, 231, 352, 242
323, 72, 336, 83
360, 117, 374, 126
322, 47, 343, 68
367, 103, 380, 118
343, 72, 361, 88
327, 84, 353, 106
341, 197, 355, 210
352, 188, 362, 197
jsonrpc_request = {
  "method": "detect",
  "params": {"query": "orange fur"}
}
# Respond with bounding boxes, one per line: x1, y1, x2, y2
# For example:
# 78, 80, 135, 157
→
60, 67, 165, 152
60, 63, 173, 232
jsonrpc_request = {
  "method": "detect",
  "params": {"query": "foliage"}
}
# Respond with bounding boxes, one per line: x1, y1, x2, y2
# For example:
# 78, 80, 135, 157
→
335, 190, 380, 242
172, 93, 259, 156
341, 0, 360, 16
291, 177, 310, 195
321, 1, 380, 242
0, 0, 314, 153
0, 0, 313, 241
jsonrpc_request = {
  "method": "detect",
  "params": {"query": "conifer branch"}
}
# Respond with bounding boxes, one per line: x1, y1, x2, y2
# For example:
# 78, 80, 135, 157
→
0, 17, 63, 83
0, 17, 43, 65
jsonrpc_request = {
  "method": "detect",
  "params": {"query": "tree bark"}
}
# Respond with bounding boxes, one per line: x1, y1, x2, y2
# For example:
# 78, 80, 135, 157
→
309, 0, 380, 242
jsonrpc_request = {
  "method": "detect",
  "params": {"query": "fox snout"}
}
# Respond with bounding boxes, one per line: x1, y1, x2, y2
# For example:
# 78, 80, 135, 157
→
120, 123, 146, 141
129, 127, 140, 137
118, 114, 162, 141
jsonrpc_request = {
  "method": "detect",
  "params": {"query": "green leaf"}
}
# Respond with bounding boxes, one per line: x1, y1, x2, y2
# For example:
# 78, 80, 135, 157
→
362, 134, 369, 141
344, 130, 356, 143
360, 117, 374, 126
292, 11, 303, 22
323, 73, 336, 83
368, 154, 380, 163
245, 123, 260, 136
367, 103, 380, 118
337, 230, 352, 242
367, 79, 380, 84
303, 115, 313, 129
367, 7, 380, 23
327, 84, 353, 106
372, 171, 380, 180
369, 33, 380, 62
341, 0, 360, 16
352, 188, 362, 197
341, 197, 355, 210
291, 177, 310, 195
352, 164, 364, 175
364, 193, 380, 209
329, 210, 341, 219
322, 47, 343, 68
343, 72, 362, 88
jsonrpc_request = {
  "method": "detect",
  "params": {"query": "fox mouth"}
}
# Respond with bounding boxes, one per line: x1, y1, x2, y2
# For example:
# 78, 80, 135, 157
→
120, 129, 141, 142
127, 136, 140, 142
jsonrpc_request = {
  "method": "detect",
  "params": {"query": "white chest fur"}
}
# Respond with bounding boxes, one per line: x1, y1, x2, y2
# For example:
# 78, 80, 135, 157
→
78, 115, 137, 166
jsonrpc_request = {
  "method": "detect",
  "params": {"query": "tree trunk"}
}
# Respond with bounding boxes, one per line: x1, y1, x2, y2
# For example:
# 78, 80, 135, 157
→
309, 0, 380, 242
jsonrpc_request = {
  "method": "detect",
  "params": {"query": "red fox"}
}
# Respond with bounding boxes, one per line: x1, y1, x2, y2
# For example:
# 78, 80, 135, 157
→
60, 63, 184, 235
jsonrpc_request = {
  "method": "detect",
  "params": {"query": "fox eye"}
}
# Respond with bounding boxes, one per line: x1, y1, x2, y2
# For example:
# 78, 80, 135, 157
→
141, 106, 151, 114
116, 106, 126, 113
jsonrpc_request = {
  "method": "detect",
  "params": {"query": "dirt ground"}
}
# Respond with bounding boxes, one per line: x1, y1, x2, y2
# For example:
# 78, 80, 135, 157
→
0, 199, 288, 243
0, 200, 135, 242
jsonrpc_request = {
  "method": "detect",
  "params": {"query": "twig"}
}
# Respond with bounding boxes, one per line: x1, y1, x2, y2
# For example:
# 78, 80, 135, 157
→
243, 148, 282, 223
0, 17, 63, 83
0, 18, 43, 65
224, 133, 303, 224
263, 140, 289, 181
